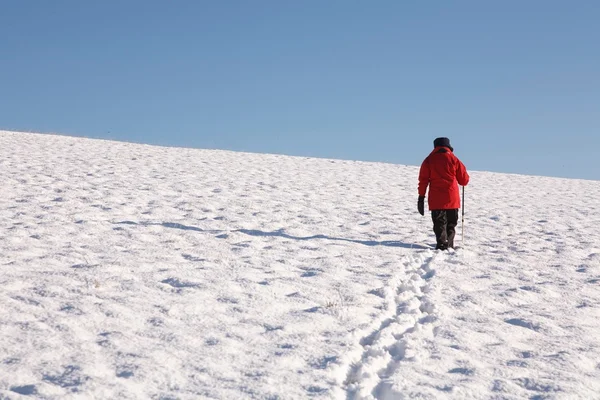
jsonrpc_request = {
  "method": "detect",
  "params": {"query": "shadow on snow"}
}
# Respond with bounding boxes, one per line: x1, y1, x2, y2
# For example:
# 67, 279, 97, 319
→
114, 222, 429, 249
237, 228, 429, 249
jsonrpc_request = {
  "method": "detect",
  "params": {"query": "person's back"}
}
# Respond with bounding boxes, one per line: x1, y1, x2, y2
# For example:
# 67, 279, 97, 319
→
418, 137, 469, 250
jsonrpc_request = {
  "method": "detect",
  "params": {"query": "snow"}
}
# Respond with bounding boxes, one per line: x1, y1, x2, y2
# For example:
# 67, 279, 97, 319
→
1, 130, 599, 399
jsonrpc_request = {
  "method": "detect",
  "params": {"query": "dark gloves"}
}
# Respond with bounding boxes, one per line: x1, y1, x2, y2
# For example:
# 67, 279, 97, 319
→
417, 196, 425, 216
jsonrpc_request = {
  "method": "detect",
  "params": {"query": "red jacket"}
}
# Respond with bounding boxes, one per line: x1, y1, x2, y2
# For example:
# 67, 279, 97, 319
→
418, 147, 469, 210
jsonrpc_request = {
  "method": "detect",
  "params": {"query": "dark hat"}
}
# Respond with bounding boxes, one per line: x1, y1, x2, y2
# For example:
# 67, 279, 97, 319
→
433, 137, 453, 151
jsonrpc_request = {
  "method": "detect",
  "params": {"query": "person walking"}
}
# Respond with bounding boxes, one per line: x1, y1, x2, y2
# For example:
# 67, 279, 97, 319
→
418, 137, 470, 250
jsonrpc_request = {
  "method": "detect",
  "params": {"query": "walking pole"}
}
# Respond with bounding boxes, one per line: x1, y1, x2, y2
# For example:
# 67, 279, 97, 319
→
461, 186, 465, 246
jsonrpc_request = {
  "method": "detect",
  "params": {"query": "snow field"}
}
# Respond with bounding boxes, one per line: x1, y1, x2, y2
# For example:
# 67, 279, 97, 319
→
1, 131, 600, 399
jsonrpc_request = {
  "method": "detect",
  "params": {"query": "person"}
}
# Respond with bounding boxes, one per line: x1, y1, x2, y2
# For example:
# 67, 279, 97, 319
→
418, 137, 470, 250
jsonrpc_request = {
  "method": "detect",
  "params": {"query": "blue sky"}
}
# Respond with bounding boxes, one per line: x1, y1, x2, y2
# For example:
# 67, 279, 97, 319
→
1, 1, 599, 180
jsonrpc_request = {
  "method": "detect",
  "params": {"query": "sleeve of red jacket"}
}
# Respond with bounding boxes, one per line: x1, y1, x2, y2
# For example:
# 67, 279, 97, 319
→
418, 159, 430, 197
456, 158, 470, 186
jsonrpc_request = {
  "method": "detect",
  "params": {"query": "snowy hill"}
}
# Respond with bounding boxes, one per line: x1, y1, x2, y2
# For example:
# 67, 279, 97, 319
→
1, 130, 599, 399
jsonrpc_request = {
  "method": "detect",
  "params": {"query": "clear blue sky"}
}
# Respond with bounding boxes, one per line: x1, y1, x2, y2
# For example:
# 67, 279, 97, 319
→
1, 1, 599, 180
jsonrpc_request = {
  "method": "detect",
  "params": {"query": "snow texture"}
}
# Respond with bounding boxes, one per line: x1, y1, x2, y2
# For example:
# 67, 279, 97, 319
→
1, 131, 599, 399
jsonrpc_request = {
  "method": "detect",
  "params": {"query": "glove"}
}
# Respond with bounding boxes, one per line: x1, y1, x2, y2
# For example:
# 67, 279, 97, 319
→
417, 196, 425, 216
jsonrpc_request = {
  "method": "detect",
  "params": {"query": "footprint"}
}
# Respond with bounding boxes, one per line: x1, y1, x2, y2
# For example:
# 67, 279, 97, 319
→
311, 356, 337, 370
217, 297, 239, 304
42, 365, 89, 389
505, 318, 540, 332
264, 324, 284, 332
59, 304, 84, 315
182, 254, 205, 262
514, 377, 559, 393
519, 351, 535, 359
576, 265, 588, 273
116, 370, 135, 379
507, 360, 528, 367
161, 278, 201, 288
422, 269, 436, 280
519, 286, 541, 293
368, 288, 386, 298
448, 367, 475, 376
10, 385, 37, 395
303, 306, 320, 313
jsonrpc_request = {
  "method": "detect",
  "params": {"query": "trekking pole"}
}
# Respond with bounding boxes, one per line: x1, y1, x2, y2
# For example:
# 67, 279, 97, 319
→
461, 186, 465, 246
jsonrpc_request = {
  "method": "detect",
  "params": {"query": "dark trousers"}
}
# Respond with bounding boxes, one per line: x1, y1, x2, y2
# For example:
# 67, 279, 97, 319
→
431, 209, 459, 249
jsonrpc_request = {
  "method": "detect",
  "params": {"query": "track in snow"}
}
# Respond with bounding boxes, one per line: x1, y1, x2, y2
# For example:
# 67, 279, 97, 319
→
344, 250, 445, 399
